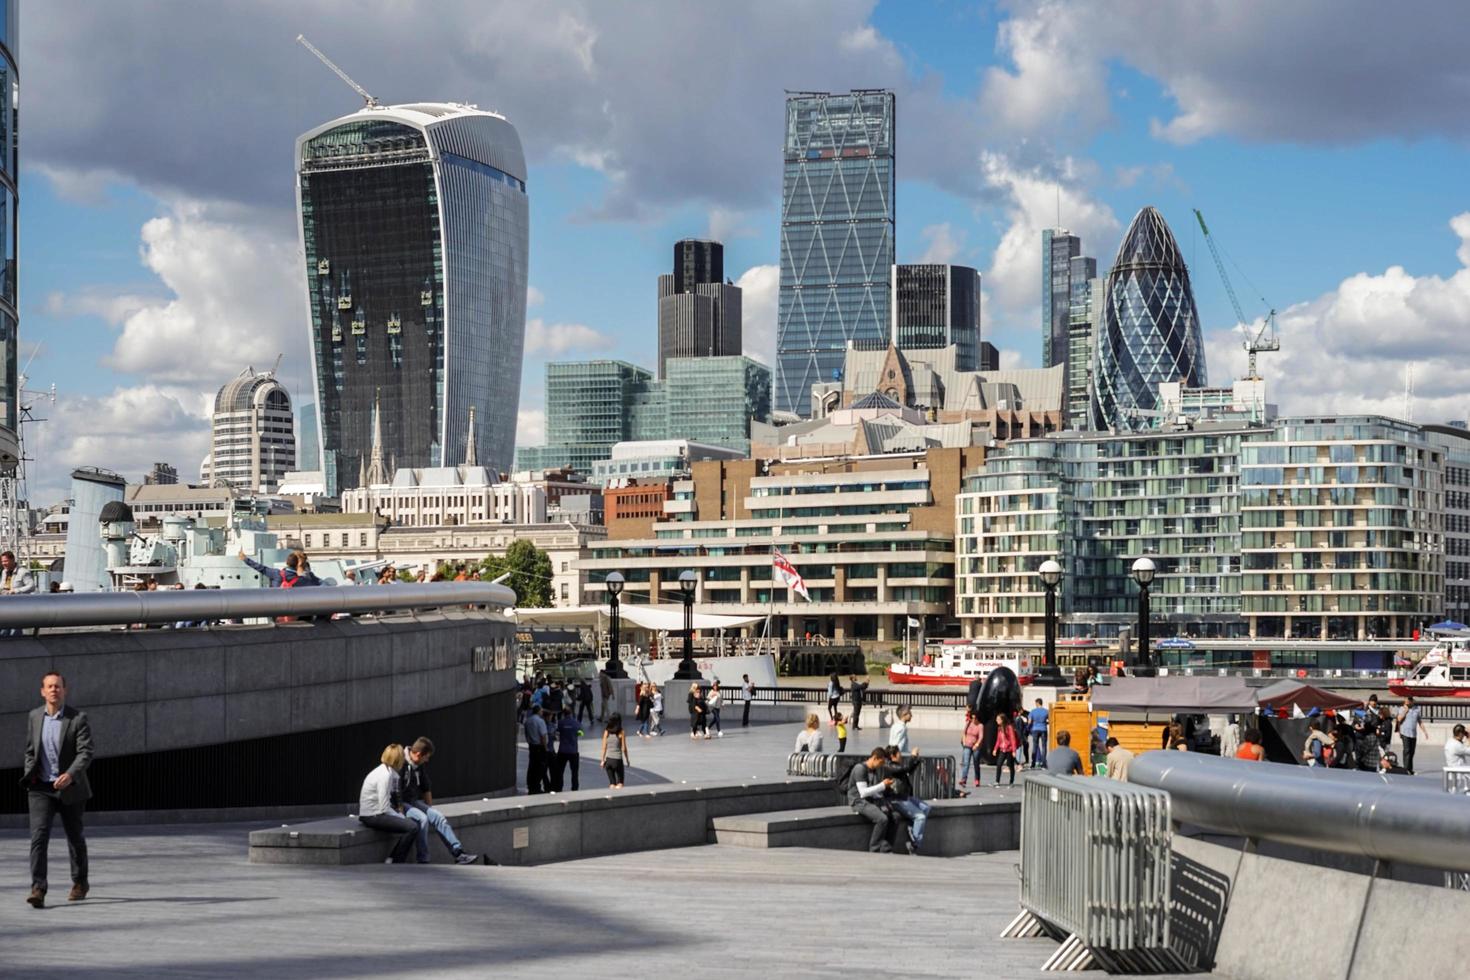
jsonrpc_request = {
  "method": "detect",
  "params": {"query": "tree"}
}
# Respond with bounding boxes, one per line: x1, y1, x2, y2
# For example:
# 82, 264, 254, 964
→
479, 539, 554, 608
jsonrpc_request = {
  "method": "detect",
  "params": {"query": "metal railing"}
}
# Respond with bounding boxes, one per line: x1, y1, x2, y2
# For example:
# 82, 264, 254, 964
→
753, 686, 970, 710
785, 751, 958, 800
0, 582, 517, 629
1006, 772, 1184, 973
1129, 751, 1470, 874
1446, 767, 1470, 892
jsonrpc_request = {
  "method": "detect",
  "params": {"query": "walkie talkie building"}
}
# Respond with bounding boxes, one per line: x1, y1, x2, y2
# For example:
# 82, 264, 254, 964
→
296, 103, 528, 493
1094, 206, 1207, 431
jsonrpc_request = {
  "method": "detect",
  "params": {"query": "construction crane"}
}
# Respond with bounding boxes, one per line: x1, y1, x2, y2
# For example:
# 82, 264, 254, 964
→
296, 34, 381, 108
1193, 208, 1279, 380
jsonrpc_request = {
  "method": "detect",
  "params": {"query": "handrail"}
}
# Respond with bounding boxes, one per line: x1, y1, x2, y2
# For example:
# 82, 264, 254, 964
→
1129, 750, 1470, 873
0, 582, 517, 629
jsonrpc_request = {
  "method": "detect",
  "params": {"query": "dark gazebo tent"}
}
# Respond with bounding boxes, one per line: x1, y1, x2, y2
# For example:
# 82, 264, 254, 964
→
1256, 680, 1362, 714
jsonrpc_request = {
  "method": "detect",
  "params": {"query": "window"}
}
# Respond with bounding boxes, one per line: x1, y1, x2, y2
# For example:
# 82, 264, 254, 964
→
359, 533, 368, 547
304, 534, 312, 547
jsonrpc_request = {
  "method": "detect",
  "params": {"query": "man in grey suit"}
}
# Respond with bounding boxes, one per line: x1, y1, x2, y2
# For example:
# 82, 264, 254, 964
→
20, 671, 92, 908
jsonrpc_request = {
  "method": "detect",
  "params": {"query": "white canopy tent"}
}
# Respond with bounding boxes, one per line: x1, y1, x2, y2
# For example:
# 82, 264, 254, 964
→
511, 605, 765, 631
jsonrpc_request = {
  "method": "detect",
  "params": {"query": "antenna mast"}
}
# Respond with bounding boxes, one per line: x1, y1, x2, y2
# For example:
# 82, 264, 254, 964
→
296, 34, 381, 107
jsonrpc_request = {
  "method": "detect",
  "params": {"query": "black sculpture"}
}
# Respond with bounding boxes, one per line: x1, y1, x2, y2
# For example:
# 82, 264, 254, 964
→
976, 665, 1023, 763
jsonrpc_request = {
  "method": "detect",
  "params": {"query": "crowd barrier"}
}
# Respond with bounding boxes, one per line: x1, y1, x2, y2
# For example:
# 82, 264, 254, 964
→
1003, 773, 1186, 973
1446, 766, 1470, 891
785, 751, 958, 800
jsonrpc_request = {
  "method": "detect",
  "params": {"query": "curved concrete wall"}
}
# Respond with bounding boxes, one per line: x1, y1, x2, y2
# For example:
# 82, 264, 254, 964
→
0, 611, 517, 770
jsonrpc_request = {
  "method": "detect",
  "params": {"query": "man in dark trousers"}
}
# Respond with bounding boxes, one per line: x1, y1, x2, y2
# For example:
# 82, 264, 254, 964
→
21, 672, 93, 908
846, 747, 897, 853
850, 675, 868, 730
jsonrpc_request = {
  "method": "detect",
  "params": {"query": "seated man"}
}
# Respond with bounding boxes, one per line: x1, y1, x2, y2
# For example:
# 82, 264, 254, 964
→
398, 737, 479, 865
845, 747, 898, 853
883, 745, 930, 855
1045, 729, 1084, 775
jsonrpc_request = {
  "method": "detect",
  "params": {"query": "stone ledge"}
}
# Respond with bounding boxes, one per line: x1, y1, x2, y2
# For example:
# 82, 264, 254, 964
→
247, 778, 837, 867
711, 796, 1022, 856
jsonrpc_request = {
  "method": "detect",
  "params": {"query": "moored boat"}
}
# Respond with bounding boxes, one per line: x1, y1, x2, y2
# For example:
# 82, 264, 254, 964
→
888, 641, 1034, 686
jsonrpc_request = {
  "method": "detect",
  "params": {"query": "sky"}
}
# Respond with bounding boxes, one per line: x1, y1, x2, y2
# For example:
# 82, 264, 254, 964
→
15, 0, 1470, 504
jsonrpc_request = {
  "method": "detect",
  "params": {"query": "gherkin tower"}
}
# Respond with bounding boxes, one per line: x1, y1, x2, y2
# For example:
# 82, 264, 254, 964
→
1093, 207, 1207, 430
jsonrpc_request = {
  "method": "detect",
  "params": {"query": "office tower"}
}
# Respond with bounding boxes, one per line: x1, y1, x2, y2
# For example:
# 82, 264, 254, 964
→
1093, 207, 1207, 430
978, 342, 1001, 372
891, 264, 982, 370
0, 2, 17, 472
143, 463, 179, 486
1065, 272, 1101, 430
204, 366, 297, 493
297, 102, 529, 494
1041, 230, 1082, 371
297, 402, 320, 472
664, 356, 771, 453
777, 89, 896, 416
657, 239, 742, 378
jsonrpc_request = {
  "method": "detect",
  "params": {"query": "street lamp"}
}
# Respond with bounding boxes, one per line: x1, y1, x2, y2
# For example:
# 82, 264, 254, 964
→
1131, 557, 1156, 675
1037, 558, 1064, 685
674, 570, 702, 680
604, 572, 626, 679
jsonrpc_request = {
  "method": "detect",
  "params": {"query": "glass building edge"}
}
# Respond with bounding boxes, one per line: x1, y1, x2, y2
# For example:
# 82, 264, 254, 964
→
0, 7, 16, 467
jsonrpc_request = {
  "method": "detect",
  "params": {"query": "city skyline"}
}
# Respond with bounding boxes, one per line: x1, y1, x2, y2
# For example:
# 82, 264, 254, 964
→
14, 1, 1470, 502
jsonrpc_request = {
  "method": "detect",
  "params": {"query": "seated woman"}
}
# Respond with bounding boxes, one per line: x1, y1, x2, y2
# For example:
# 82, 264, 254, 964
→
358, 743, 418, 863
794, 713, 824, 753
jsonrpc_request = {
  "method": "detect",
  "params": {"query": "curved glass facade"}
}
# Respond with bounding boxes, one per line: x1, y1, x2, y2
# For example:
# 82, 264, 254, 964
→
298, 105, 527, 493
0, 0, 17, 468
1094, 207, 1206, 432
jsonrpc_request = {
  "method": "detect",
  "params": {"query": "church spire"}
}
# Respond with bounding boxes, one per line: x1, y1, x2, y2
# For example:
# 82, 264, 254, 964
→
464, 406, 478, 467
364, 389, 389, 486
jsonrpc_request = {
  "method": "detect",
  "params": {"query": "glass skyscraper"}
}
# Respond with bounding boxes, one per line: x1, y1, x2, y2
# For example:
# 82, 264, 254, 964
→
1041, 230, 1081, 372
296, 103, 529, 493
777, 90, 895, 416
0, 2, 17, 471
891, 264, 981, 370
657, 239, 741, 379
1094, 207, 1207, 431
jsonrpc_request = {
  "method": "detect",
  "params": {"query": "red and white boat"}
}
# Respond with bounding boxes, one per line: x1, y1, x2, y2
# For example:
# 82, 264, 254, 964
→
1389, 633, 1470, 698
887, 642, 1034, 686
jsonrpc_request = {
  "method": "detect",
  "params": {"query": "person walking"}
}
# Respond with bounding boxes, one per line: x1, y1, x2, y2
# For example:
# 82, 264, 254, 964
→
794, 713, 824, 754
1375, 705, 1394, 767
576, 679, 595, 726
706, 681, 724, 738
959, 709, 982, 791
687, 683, 707, 739
357, 743, 418, 865
889, 705, 913, 754
523, 706, 551, 795
1013, 708, 1031, 768
598, 669, 613, 723
849, 675, 868, 730
1027, 698, 1049, 769
741, 674, 756, 728
993, 713, 1019, 786
825, 673, 843, 724
551, 710, 583, 792
22, 672, 93, 907
651, 685, 665, 736
635, 684, 653, 738
1395, 697, 1422, 775
601, 713, 629, 788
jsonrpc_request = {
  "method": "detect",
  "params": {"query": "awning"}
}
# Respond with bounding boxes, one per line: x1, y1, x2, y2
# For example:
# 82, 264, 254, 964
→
1090, 676, 1260, 714
511, 605, 765, 631
1256, 680, 1362, 713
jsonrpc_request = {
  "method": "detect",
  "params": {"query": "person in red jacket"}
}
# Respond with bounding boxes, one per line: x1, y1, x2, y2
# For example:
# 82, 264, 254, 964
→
994, 713, 1020, 786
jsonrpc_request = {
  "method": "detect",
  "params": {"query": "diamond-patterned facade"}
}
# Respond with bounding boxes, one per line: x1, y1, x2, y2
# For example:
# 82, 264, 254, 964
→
1094, 206, 1208, 431
776, 90, 895, 416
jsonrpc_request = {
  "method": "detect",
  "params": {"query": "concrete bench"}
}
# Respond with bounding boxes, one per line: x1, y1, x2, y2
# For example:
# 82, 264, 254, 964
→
247, 778, 837, 867
711, 795, 1022, 856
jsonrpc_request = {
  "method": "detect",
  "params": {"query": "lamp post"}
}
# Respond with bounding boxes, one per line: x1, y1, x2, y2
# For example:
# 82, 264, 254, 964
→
604, 572, 626, 679
674, 570, 702, 680
1037, 558, 1064, 685
1131, 557, 1156, 676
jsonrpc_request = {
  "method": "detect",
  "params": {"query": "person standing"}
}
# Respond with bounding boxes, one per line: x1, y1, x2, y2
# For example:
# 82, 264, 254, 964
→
576, 679, 595, 726
849, 675, 868, 730
551, 711, 582, 792
2, 550, 36, 637
650, 684, 664, 736
523, 706, 550, 795
707, 681, 724, 738
741, 673, 756, 728
358, 744, 418, 865
993, 713, 1020, 786
825, 673, 843, 724
1027, 699, 1049, 769
22, 672, 93, 908
635, 684, 653, 738
959, 709, 982, 790
598, 669, 614, 723
890, 706, 913, 754
601, 713, 629, 788
835, 713, 848, 753
1395, 697, 1422, 775
687, 683, 706, 739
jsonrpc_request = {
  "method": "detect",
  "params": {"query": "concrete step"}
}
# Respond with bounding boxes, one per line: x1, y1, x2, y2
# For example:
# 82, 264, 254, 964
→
711, 795, 1022, 856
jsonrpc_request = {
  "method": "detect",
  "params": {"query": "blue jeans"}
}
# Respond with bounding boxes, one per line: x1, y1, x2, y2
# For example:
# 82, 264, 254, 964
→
959, 745, 975, 782
892, 798, 931, 844
637, 717, 650, 736
1030, 731, 1048, 768
404, 803, 462, 863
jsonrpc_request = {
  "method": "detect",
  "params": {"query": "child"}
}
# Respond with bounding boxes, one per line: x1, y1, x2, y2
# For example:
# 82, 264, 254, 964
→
835, 713, 848, 752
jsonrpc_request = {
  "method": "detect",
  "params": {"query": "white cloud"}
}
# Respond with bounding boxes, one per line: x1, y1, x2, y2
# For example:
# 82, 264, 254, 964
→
25, 385, 212, 505
981, 153, 1120, 313
523, 321, 615, 357
735, 264, 778, 366
1204, 212, 1470, 421
916, 223, 966, 265
43, 288, 162, 326
980, 4, 1112, 141
526, 285, 545, 308
516, 408, 547, 447
707, 207, 760, 243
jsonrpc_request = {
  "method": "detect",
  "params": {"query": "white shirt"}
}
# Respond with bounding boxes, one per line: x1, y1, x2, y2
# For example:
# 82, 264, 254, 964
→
1445, 738, 1470, 769
794, 728, 824, 753
358, 763, 399, 817
890, 718, 910, 754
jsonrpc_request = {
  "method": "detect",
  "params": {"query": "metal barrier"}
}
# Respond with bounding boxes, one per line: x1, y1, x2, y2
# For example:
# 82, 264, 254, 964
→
753, 686, 969, 710
0, 582, 517, 629
1446, 767, 1470, 891
1004, 772, 1185, 973
1129, 750, 1470, 874
784, 752, 958, 800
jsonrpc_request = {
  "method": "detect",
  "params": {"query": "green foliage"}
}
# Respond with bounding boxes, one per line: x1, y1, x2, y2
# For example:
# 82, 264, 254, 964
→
478, 538, 554, 608
396, 567, 417, 583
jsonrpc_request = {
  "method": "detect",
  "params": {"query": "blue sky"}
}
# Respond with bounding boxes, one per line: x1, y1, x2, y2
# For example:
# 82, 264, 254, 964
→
17, 1, 1470, 501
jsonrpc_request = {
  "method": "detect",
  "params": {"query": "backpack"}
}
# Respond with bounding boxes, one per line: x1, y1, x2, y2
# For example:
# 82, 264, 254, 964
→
835, 761, 861, 801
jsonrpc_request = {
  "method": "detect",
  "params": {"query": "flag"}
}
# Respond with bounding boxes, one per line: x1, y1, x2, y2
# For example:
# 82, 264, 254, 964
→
907, 617, 921, 628
772, 549, 810, 601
